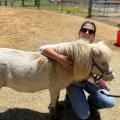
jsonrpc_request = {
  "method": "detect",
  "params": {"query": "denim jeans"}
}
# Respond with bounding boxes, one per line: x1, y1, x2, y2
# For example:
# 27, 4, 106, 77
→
66, 80, 116, 120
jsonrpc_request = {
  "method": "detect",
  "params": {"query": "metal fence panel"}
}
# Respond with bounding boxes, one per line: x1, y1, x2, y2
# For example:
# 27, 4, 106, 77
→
92, 0, 120, 15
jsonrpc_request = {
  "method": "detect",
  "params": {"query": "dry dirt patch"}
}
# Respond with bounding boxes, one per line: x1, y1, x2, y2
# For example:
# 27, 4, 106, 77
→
0, 7, 120, 120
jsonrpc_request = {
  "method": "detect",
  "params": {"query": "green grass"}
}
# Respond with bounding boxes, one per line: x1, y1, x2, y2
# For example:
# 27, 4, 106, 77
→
41, 5, 88, 14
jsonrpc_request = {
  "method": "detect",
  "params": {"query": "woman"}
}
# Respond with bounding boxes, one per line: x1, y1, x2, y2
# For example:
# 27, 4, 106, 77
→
40, 21, 115, 120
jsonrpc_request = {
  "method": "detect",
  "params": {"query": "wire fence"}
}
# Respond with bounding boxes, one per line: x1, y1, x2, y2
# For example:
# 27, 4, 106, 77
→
92, 0, 120, 15
0, 0, 120, 17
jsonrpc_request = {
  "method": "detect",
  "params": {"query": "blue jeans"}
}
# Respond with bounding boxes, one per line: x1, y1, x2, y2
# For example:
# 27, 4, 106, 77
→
66, 81, 116, 120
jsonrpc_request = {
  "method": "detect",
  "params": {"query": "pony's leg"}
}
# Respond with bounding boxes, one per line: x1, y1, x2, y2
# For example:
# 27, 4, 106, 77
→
49, 88, 60, 120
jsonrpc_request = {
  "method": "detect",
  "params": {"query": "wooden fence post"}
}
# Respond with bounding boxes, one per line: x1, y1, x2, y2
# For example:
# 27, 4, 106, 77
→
37, 0, 40, 8
87, 0, 93, 18
61, 0, 64, 12
0, 0, 8, 6
22, 0, 24, 6
5, 0, 7, 6
35, 0, 40, 8
35, 0, 37, 6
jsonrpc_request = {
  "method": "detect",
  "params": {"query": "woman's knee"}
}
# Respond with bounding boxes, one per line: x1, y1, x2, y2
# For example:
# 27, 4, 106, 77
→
104, 97, 116, 108
97, 90, 116, 108
75, 110, 90, 120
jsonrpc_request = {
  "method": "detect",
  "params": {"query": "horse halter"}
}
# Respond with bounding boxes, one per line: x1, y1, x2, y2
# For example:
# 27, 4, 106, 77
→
91, 56, 112, 80
90, 57, 120, 98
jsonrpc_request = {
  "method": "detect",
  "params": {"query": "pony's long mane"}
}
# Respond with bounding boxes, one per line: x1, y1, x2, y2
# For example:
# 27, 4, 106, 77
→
90, 41, 112, 62
52, 39, 92, 81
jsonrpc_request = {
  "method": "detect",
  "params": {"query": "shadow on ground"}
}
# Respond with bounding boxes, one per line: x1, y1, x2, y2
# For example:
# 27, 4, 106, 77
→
0, 104, 79, 120
0, 108, 49, 120
61, 105, 79, 120
57, 101, 79, 120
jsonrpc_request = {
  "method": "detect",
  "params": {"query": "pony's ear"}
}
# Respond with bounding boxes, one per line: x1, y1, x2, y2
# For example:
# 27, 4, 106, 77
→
92, 48, 102, 58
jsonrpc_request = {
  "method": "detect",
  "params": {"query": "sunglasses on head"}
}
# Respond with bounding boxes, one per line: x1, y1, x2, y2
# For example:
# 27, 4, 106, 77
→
81, 28, 95, 35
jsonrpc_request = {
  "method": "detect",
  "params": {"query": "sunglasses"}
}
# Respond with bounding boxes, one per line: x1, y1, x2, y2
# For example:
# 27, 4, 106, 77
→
81, 28, 95, 35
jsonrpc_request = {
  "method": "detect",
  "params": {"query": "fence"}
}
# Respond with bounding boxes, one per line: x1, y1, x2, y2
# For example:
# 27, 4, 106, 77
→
0, 0, 120, 17
46, 0, 120, 16
0, 0, 40, 7
92, 0, 120, 15
0, 0, 8, 6
50, 0, 88, 14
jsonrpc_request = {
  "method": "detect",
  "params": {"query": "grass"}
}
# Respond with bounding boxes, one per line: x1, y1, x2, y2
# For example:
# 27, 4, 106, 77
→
42, 5, 88, 13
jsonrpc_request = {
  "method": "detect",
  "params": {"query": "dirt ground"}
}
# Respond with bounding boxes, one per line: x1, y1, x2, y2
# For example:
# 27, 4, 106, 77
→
0, 7, 120, 120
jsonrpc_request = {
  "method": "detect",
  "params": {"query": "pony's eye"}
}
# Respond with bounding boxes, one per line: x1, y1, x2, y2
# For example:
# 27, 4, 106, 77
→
106, 71, 112, 75
101, 62, 106, 66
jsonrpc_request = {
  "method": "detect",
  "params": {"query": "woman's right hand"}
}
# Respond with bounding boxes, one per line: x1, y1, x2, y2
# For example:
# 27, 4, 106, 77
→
42, 48, 73, 71
57, 55, 73, 71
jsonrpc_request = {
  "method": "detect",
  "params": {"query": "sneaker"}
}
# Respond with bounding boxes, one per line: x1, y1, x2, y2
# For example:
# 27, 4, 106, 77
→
87, 110, 101, 120
87, 96, 101, 120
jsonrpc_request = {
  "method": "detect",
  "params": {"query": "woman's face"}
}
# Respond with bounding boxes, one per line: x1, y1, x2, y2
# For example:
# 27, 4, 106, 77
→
79, 23, 95, 43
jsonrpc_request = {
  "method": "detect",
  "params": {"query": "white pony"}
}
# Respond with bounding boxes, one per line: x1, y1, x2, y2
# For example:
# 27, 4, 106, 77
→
0, 39, 114, 119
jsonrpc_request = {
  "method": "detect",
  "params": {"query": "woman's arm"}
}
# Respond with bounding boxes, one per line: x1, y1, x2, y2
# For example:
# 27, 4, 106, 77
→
40, 45, 73, 71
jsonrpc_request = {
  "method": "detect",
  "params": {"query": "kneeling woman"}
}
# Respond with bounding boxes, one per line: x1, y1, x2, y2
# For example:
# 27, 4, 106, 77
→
39, 21, 116, 120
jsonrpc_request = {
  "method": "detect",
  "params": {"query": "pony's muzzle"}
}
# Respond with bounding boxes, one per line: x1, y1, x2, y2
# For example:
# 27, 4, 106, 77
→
103, 71, 115, 81
108, 68, 115, 80
111, 72, 115, 80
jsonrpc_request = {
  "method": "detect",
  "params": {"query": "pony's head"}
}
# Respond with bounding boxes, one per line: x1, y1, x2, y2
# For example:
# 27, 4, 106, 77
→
90, 41, 115, 81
